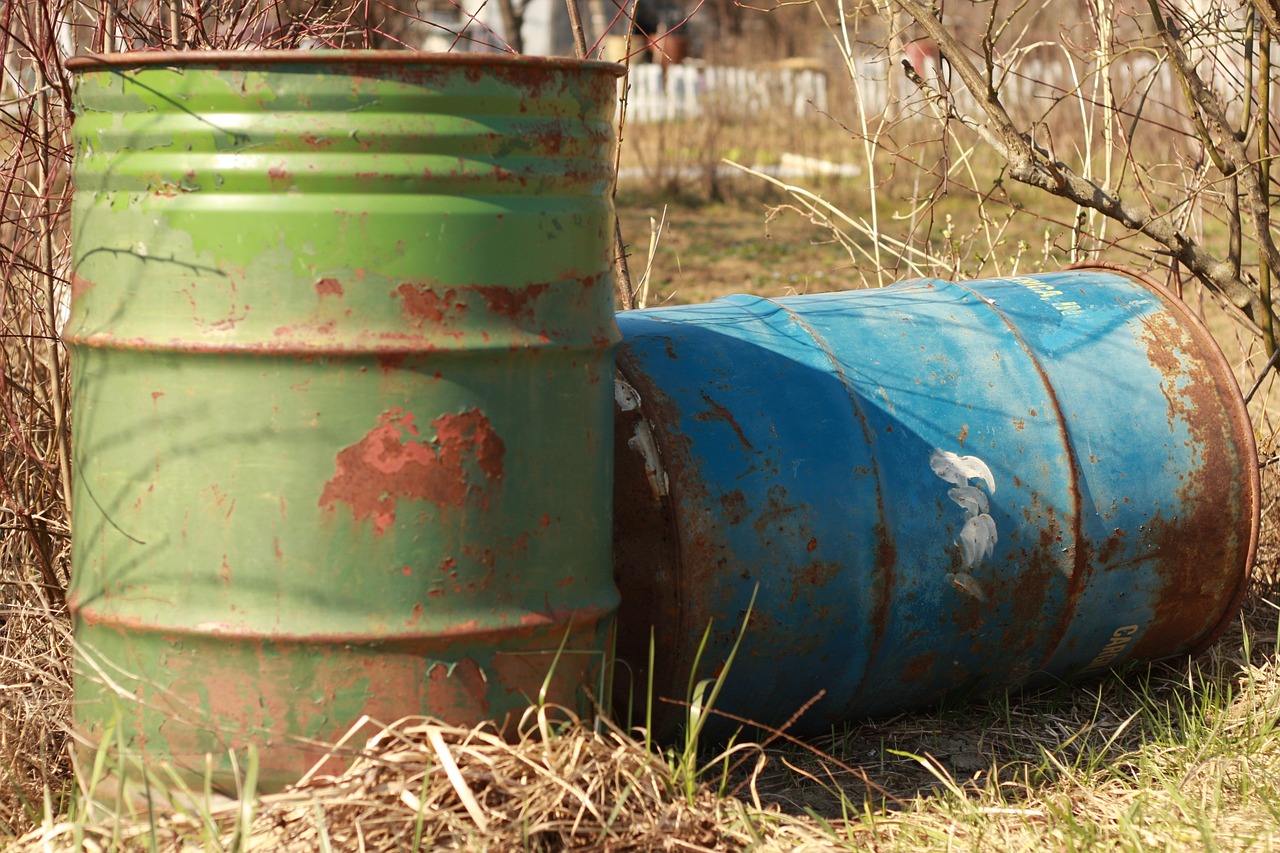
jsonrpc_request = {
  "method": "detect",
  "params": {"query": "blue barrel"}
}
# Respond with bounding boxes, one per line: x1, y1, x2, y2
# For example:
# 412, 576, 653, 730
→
612, 265, 1259, 739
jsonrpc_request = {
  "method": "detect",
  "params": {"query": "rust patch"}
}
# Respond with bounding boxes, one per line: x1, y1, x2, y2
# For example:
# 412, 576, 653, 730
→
426, 658, 490, 720
694, 392, 755, 451
315, 277, 344, 297
789, 560, 840, 604
903, 651, 936, 683
396, 283, 464, 325
319, 408, 506, 535
70, 272, 95, 300
1127, 310, 1254, 659
376, 353, 408, 373
719, 489, 747, 525
475, 283, 549, 320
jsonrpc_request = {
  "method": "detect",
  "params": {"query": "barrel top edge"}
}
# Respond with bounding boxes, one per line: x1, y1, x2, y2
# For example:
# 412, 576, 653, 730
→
65, 50, 627, 77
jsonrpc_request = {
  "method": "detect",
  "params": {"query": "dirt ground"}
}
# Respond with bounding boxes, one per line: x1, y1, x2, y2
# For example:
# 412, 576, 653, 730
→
616, 196, 863, 306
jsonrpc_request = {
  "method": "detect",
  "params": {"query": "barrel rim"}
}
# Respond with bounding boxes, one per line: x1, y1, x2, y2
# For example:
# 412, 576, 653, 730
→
65, 50, 626, 77
1067, 260, 1262, 656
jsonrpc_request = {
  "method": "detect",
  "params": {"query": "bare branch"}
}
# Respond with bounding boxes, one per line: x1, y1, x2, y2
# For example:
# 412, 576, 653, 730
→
892, 0, 1265, 324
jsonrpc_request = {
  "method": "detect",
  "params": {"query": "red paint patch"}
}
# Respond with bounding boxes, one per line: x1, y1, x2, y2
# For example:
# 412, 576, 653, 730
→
402, 565, 413, 576
268, 163, 290, 185
319, 408, 506, 535
315, 277, 344, 297
151, 391, 164, 401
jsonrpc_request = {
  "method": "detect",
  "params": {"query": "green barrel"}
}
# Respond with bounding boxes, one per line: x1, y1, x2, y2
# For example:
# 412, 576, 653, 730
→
67, 51, 622, 792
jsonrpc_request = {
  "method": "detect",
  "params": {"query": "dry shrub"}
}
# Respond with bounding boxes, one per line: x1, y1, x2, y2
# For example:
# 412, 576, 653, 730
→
0, 0, 76, 835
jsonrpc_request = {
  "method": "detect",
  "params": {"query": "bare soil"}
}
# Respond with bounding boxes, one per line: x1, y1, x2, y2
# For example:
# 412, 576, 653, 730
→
616, 196, 862, 306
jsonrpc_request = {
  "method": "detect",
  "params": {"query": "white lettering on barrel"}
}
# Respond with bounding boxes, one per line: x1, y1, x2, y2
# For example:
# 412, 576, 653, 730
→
1007, 276, 1087, 317
1083, 624, 1140, 672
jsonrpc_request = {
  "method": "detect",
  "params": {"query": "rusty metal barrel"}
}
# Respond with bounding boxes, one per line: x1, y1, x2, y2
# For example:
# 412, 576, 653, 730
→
612, 266, 1259, 740
67, 51, 623, 791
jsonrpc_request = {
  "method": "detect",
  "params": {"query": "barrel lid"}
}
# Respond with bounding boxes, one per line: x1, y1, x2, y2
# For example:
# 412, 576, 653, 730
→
65, 50, 626, 77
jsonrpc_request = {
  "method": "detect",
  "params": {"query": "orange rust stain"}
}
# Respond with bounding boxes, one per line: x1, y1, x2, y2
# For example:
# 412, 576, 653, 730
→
315, 277, 344, 297
151, 391, 164, 402
70, 273, 95, 300
402, 565, 412, 576
396, 283, 463, 324
318, 408, 506, 535
475, 283, 549, 320
538, 513, 552, 527
377, 353, 409, 373
426, 658, 490, 720
720, 489, 747, 525
807, 537, 818, 553
902, 651, 936, 683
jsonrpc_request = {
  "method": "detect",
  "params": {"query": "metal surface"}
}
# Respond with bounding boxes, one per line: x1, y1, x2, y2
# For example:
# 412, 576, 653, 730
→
68, 51, 623, 792
612, 266, 1259, 740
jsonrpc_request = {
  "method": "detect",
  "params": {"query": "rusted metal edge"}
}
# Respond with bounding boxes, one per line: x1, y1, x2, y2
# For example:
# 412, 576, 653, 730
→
610, 356, 686, 736
949, 277, 1089, 675
1067, 261, 1262, 655
72, 603, 613, 646
65, 50, 626, 77
770, 300, 895, 715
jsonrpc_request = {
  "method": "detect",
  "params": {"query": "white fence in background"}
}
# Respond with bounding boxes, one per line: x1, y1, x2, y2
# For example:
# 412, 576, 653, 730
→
621, 51, 1188, 128
623, 64, 829, 123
